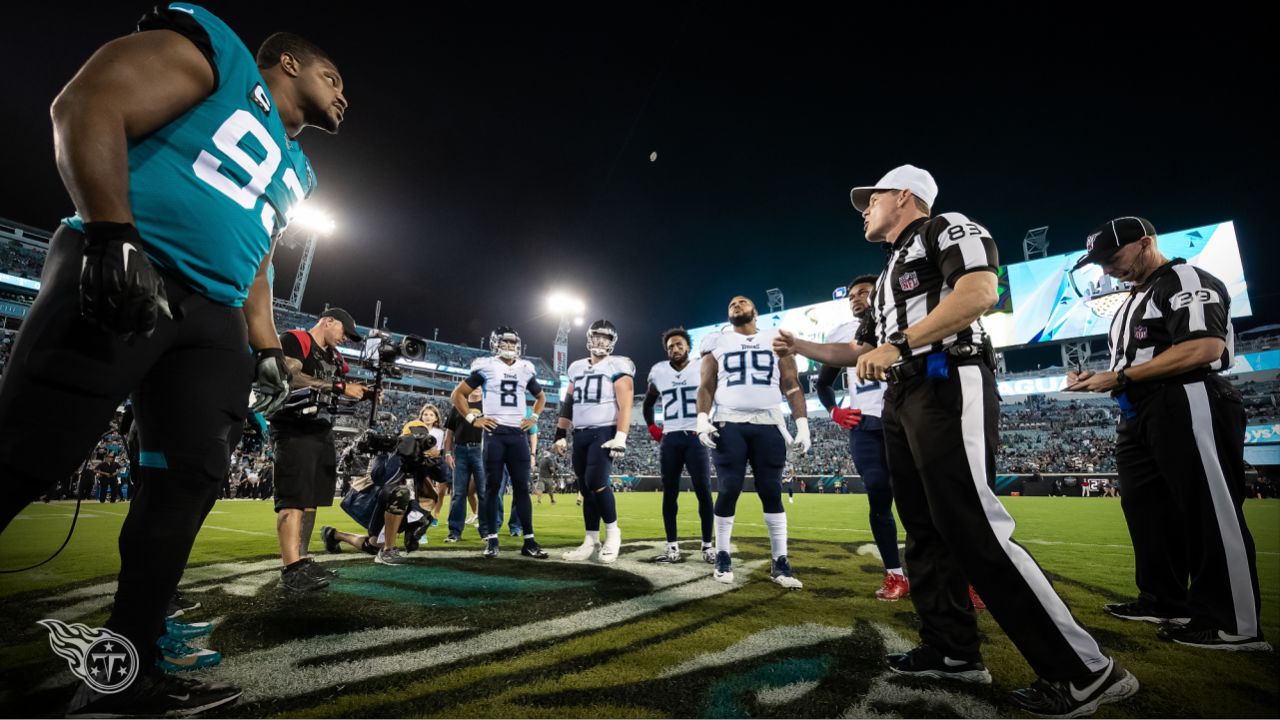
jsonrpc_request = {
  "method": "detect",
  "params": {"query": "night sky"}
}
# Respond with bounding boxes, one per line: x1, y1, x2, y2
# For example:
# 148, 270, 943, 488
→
1, 4, 1272, 373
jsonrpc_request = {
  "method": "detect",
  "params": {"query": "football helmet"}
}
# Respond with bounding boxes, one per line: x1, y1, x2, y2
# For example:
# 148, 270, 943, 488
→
586, 319, 617, 357
491, 326, 521, 360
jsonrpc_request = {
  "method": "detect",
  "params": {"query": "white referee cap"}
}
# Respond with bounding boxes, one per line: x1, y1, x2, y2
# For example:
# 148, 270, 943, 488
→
850, 165, 938, 212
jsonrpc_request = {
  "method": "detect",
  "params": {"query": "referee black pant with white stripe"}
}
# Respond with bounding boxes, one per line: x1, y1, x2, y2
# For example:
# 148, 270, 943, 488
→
884, 359, 1109, 681
1116, 374, 1261, 637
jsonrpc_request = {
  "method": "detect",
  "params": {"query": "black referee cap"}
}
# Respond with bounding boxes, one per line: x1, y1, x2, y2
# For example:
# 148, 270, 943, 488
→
1072, 216, 1156, 270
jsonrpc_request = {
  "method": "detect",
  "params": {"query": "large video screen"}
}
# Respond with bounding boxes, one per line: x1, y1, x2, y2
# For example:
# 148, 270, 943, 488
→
1003, 221, 1251, 347
686, 221, 1250, 360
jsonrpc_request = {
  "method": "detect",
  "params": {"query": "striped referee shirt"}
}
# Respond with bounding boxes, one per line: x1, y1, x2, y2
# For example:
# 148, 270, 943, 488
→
1108, 258, 1234, 373
856, 213, 999, 356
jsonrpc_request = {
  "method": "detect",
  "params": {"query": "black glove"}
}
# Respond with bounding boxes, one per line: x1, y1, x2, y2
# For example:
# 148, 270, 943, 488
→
250, 347, 292, 417
79, 222, 172, 340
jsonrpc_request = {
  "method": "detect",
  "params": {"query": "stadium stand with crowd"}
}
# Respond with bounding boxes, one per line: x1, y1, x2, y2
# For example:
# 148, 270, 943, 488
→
2, 219, 1277, 500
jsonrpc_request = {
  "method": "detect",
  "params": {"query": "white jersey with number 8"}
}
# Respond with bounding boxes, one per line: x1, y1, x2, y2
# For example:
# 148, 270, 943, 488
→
468, 356, 542, 429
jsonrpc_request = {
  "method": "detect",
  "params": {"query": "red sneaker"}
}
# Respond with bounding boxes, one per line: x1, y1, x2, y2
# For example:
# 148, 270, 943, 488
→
969, 585, 986, 610
875, 573, 910, 601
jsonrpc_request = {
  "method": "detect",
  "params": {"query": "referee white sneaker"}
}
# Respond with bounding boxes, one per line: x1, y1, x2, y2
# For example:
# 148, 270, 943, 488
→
886, 646, 992, 685
1009, 657, 1139, 718
1157, 621, 1273, 652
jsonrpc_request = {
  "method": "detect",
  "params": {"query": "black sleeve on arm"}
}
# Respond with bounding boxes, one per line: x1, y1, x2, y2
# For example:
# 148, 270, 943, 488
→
279, 332, 304, 361
855, 311, 877, 347
136, 6, 220, 89
1161, 268, 1230, 343
642, 384, 659, 426
527, 377, 543, 396
814, 365, 841, 411
929, 214, 1000, 288
559, 394, 574, 421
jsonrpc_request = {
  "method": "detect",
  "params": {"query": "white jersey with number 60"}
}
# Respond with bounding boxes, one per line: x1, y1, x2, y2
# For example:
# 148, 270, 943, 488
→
567, 355, 636, 428
702, 329, 784, 412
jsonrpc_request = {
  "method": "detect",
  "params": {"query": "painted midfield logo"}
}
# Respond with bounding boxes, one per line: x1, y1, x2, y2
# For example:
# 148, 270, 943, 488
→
898, 271, 919, 291
37, 619, 138, 694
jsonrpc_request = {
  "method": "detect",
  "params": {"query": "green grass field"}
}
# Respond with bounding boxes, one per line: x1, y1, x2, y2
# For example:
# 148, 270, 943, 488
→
1, 494, 1277, 718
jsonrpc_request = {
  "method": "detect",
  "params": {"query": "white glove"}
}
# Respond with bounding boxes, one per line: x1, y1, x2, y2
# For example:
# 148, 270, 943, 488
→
696, 412, 719, 449
601, 431, 628, 459
793, 417, 811, 454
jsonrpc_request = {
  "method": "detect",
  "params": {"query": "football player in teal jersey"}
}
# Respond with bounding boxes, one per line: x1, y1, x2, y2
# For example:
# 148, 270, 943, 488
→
0, 4, 346, 716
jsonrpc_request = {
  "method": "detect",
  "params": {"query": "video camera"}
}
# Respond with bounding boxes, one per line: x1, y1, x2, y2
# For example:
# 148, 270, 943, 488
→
353, 427, 438, 469
359, 329, 427, 380
354, 320, 429, 429
279, 385, 362, 425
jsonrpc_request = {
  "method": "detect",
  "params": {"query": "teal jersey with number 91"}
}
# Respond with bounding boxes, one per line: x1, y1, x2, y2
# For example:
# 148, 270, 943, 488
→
64, 3, 315, 307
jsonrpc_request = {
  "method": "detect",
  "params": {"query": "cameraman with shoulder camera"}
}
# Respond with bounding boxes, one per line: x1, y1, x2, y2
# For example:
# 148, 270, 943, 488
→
271, 308, 369, 592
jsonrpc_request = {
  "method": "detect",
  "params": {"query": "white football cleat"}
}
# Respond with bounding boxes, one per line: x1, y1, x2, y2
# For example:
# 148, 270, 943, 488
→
712, 551, 734, 584
562, 539, 600, 562
770, 555, 803, 589
599, 527, 622, 563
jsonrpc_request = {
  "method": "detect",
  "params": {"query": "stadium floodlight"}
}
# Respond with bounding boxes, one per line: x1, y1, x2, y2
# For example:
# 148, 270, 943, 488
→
546, 291, 586, 377
290, 203, 337, 235
574, 317, 584, 326
546, 292, 585, 316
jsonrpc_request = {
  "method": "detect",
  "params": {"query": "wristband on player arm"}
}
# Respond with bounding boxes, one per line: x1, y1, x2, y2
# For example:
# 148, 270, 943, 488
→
554, 427, 567, 443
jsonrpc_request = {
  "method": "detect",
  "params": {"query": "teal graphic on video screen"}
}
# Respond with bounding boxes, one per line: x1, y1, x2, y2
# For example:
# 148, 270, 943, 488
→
1003, 221, 1251, 346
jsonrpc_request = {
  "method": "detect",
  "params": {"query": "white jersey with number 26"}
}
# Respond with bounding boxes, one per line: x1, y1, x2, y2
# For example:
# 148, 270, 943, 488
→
567, 355, 636, 428
701, 329, 783, 412
826, 319, 885, 418
647, 361, 700, 432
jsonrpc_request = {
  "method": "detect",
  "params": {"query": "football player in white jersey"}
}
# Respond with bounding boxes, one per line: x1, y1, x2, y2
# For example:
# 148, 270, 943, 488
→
450, 326, 548, 560
697, 296, 809, 588
556, 320, 635, 563
815, 275, 908, 601
642, 328, 715, 564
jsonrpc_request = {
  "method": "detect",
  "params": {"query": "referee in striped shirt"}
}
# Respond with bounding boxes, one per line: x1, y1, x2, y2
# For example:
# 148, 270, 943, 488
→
1066, 216, 1268, 651
775, 165, 1137, 718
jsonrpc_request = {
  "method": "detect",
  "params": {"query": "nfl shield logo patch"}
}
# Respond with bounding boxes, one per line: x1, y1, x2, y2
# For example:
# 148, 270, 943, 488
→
1134, 325, 1148, 340
899, 271, 919, 291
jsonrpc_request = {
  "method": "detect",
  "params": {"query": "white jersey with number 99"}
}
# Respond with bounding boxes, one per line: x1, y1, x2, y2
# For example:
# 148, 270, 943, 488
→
702, 329, 783, 412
